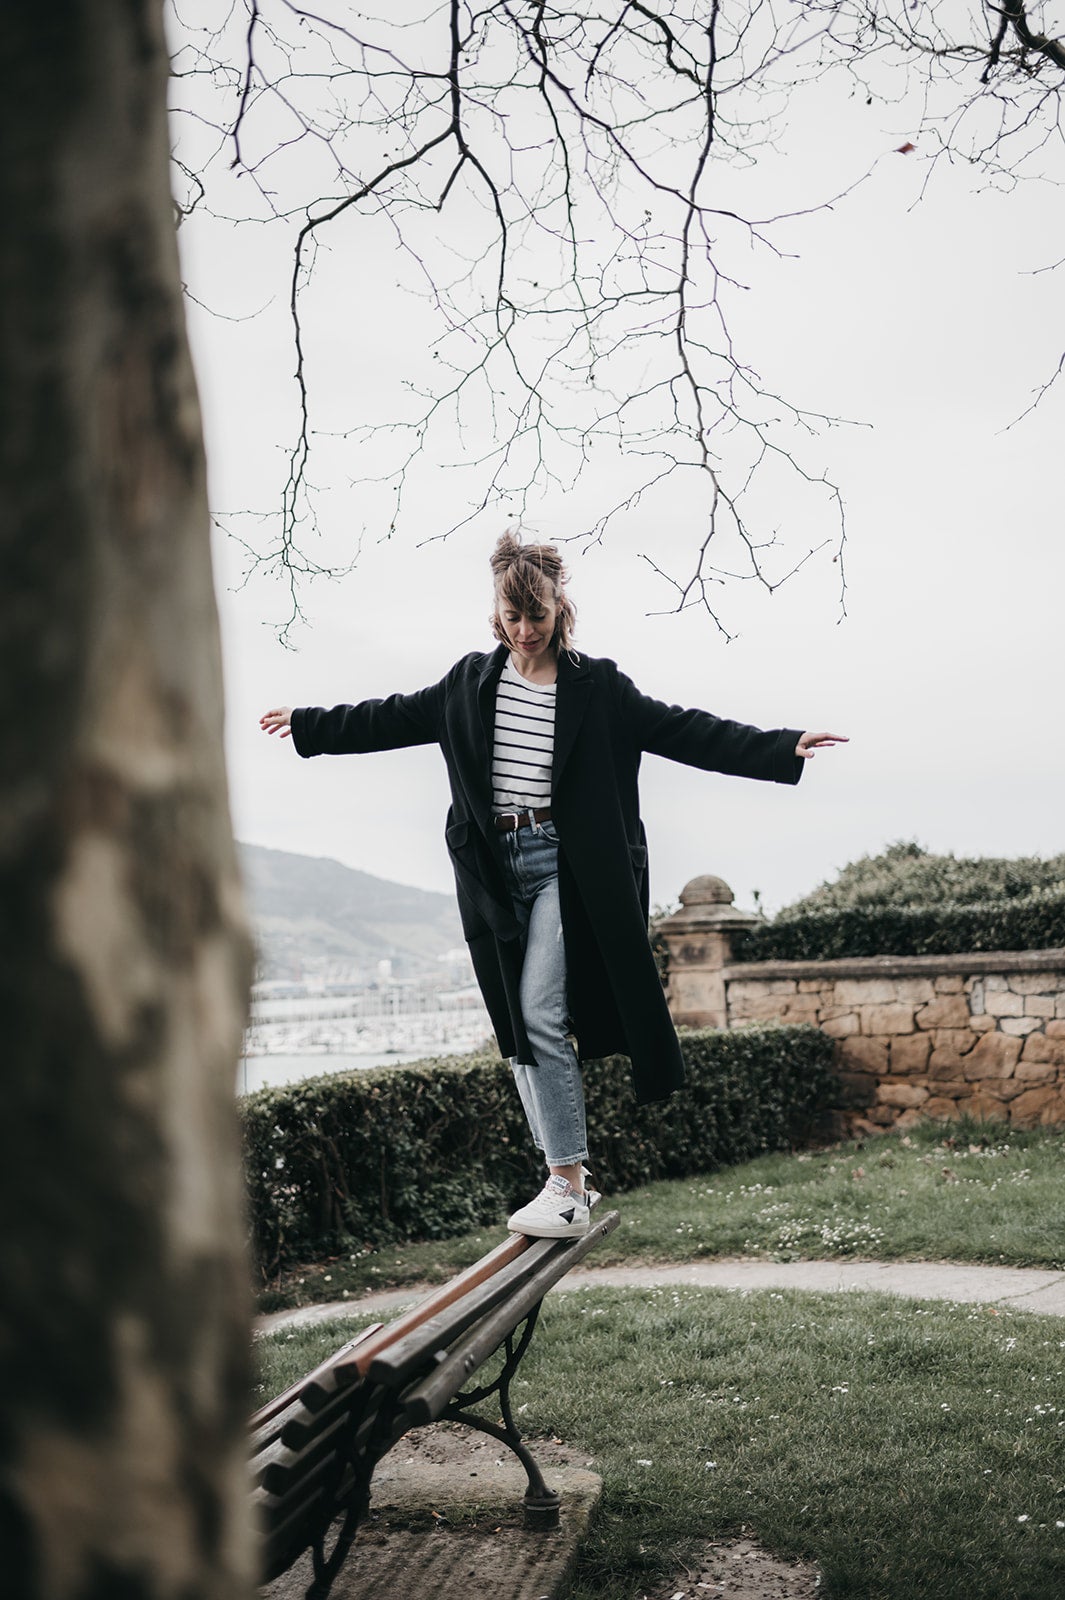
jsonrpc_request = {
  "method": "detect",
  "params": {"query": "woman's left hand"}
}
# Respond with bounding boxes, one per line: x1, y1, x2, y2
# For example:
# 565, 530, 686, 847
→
795, 731, 849, 759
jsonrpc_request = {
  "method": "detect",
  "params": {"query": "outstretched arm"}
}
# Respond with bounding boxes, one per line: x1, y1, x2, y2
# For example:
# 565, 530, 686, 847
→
259, 678, 446, 757
617, 670, 846, 784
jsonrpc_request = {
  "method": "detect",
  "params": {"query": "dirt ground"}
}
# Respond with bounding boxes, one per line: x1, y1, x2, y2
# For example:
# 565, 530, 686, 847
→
638, 1535, 821, 1600
369, 1425, 822, 1599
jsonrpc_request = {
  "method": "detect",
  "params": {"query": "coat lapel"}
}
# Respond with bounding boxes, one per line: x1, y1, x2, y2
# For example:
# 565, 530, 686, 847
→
553, 648, 592, 788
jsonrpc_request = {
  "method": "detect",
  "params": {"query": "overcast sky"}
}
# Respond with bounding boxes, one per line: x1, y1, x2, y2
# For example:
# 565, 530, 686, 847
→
174, 12, 1063, 916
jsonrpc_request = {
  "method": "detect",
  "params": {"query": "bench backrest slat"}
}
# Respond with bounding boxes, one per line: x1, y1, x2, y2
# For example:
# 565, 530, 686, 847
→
249, 1323, 382, 1446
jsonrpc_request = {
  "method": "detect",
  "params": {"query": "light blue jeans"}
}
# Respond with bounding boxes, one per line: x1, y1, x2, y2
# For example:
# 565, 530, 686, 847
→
498, 817, 589, 1168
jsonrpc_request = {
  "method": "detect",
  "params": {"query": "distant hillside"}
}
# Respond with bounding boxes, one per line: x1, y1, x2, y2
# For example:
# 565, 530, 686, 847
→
238, 843, 464, 980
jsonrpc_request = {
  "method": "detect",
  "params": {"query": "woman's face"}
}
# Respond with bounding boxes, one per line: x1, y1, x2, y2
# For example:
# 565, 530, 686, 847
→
497, 593, 559, 659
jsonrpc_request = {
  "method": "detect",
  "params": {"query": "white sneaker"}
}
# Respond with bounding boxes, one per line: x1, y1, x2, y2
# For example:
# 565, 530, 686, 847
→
508, 1175, 591, 1238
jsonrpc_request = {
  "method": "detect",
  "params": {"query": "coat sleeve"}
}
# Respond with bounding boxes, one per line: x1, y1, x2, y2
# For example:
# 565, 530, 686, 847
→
290, 676, 446, 757
615, 669, 805, 786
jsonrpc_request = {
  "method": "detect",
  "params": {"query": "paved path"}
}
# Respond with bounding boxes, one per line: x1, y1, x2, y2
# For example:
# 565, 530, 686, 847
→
259, 1256, 1065, 1332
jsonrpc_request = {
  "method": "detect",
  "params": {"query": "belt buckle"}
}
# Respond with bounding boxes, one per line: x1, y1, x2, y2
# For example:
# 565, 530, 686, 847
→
500, 811, 521, 832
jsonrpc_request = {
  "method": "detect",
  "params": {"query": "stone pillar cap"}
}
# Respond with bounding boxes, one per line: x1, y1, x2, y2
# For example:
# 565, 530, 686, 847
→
679, 875, 734, 907
659, 876, 761, 933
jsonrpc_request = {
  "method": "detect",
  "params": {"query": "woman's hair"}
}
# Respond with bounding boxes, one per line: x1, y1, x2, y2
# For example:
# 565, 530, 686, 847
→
489, 530, 577, 654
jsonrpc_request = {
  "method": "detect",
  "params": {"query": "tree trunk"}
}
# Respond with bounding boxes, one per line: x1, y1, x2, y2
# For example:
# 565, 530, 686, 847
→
0, 6, 255, 1597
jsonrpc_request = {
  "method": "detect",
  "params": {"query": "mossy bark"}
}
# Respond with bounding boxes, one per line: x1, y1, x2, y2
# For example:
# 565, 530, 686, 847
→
0, 5, 255, 1596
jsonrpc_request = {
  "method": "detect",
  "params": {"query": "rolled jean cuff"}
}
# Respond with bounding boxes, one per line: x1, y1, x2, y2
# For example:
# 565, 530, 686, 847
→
544, 1148, 590, 1168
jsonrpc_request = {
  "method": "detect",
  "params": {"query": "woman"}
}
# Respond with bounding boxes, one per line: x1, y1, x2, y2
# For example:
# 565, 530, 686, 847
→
261, 533, 846, 1238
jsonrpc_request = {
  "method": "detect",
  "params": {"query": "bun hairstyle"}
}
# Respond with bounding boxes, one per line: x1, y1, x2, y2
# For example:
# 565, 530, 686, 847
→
490, 530, 577, 655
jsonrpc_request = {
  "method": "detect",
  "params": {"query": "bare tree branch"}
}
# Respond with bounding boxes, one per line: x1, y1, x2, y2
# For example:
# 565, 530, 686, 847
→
167, 0, 1064, 633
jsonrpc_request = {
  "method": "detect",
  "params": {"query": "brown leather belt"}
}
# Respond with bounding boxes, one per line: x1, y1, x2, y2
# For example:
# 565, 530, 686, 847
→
493, 807, 552, 832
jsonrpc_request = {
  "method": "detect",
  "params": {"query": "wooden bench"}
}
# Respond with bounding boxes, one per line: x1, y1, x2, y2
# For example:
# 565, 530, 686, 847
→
251, 1207, 620, 1598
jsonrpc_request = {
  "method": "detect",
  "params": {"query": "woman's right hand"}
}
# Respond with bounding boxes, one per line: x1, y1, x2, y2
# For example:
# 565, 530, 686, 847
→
260, 707, 293, 739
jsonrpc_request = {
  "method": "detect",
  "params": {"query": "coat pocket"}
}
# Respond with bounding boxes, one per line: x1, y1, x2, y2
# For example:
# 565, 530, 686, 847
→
629, 842, 648, 871
445, 819, 470, 852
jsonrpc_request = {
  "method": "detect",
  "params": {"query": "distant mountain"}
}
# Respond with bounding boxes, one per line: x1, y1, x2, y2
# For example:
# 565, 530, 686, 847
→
238, 843, 464, 981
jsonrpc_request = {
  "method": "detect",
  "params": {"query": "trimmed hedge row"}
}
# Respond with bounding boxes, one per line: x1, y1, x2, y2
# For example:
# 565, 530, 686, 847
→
732, 894, 1065, 963
240, 1025, 837, 1277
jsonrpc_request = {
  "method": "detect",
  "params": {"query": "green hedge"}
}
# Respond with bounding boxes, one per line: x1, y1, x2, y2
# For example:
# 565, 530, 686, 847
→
240, 1025, 837, 1276
779, 841, 1065, 915
732, 893, 1065, 963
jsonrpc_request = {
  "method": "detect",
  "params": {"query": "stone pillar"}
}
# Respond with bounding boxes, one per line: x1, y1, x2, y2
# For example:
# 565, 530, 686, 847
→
658, 876, 761, 1029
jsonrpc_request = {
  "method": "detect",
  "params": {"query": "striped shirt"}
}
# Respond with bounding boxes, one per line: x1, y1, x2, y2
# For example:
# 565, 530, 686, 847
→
491, 659, 556, 811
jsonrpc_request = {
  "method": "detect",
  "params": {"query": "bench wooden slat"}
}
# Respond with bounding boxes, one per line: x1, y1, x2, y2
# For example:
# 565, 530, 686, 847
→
327, 1230, 532, 1382
398, 1209, 620, 1427
364, 1235, 564, 1389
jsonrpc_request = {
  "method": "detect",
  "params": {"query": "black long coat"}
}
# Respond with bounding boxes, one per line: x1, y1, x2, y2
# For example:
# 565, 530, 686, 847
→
291, 646, 804, 1105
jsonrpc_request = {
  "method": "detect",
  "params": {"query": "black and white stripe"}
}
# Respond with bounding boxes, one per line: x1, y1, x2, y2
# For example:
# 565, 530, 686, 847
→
491, 659, 556, 810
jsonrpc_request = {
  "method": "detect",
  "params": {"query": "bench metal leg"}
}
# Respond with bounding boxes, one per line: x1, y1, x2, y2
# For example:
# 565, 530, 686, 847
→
435, 1303, 562, 1531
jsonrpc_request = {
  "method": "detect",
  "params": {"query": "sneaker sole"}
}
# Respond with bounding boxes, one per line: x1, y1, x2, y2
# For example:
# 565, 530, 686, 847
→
507, 1219, 591, 1238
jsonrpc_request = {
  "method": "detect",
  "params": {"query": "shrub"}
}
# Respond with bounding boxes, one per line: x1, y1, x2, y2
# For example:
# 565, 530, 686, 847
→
732, 843, 1065, 962
781, 840, 1065, 914
734, 894, 1065, 962
240, 1025, 837, 1276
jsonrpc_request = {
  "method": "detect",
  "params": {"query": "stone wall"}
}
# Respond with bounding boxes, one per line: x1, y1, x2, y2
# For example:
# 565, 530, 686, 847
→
657, 876, 1065, 1133
724, 954, 1065, 1132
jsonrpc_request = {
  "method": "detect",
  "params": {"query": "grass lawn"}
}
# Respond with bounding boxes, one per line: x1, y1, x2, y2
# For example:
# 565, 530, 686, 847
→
258, 1119, 1065, 1312
254, 1284, 1065, 1599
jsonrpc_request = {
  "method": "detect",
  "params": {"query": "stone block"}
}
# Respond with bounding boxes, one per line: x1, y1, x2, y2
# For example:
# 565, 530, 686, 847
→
929, 1048, 971, 1081
894, 1108, 926, 1129
1057, 999, 1065, 1019
837, 1071, 876, 1108
726, 981, 774, 1004
1008, 973, 1062, 995
961, 1032, 1022, 1081
989, 1080, 1028, 1102
1024, 996, 1056, 1018
931, 1028, 976, 1055
819, 1004, 859, 1022
778, 996, 823, 1020
889, 1034, 932, 1075
1010, 1088, 1065, 1127
915, 995, 970, 1030
835, 979, 901, 1006
848, 1116, 888, 1138
923, 1096, 962, 1120
821, 1012, 861, 1039
1015, 1060, 1057, 1083
731, 994, 792, 1022
967, 1093, 1009, 1122
985, 991, 1025, 1018
999, 1017, 1042, 1037
876, 1081, 929, 1109
928, 1080, 973, 1098
865, 1105, 896, 1126
970, 1014, 997, 1033
894, 978, 936, 1002
1020, 1033, 1065, 1067
1049, 1019, 1065, 1036
862, 1004, 917, 1036
984, 975, 1009, 991
966, 978, 985, 1015
841, 1038, 889, 1075
933, 976, 965, 994
798, 980, 827, 994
